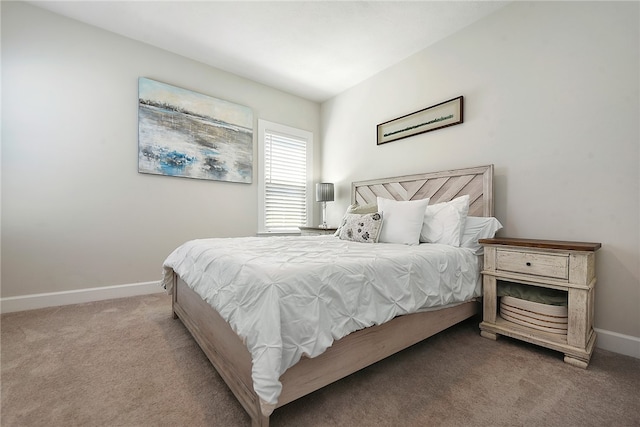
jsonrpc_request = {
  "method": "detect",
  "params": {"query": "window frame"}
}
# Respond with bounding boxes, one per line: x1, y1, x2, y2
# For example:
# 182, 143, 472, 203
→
257, 119, 313, 234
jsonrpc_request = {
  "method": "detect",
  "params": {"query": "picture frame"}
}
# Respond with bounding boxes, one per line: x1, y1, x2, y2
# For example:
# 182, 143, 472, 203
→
377, 96, 463, 145
138, 77, 254, 184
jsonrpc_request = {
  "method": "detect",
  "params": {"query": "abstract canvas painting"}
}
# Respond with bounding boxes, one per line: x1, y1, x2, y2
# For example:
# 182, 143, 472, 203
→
138, 78, 253, 183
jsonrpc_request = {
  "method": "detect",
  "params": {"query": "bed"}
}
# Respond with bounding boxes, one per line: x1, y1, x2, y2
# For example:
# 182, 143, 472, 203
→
163, 164, 495, 426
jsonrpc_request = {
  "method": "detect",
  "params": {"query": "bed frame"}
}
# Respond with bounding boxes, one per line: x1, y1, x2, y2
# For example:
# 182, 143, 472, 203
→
170, 164, 494, 426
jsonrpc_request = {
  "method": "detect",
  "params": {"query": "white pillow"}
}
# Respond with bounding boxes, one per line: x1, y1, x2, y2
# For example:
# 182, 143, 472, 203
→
377, 197, 430, 245
460, 216, 503, 254
420, 195, 470, 246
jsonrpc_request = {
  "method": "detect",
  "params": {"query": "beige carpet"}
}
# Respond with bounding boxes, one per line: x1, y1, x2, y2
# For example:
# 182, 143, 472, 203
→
1, 293, 639, 427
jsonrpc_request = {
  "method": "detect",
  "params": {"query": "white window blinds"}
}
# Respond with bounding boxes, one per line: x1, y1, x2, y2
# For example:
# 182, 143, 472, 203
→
258, 120, 313, 233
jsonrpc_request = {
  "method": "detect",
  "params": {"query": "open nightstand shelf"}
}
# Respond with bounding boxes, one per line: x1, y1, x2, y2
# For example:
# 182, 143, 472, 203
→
299, 226, 337, 236
478, 238, 601, 368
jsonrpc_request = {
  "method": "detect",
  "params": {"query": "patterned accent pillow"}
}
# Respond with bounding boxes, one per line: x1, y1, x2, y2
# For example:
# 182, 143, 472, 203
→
338, 212, 383, 243
334, 203, 379, 236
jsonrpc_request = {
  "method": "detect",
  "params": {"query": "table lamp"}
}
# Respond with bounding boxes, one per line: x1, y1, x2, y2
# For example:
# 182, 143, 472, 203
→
315, 183, 334, 228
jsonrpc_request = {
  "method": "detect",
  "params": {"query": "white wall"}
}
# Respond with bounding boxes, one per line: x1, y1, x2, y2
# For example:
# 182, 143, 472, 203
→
321, 2, 640, 347
1, 2, 320, 298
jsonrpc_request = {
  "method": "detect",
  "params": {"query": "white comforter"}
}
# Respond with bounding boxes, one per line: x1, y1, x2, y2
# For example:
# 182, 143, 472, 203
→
162, 235, 481, 412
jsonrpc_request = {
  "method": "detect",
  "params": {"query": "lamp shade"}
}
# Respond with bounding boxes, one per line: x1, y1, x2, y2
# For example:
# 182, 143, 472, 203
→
315, 183, 334, 202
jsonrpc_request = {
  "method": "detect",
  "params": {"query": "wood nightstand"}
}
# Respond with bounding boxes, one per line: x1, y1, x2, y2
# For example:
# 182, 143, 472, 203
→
478, 237, 601, 368
299, 226, 337, 236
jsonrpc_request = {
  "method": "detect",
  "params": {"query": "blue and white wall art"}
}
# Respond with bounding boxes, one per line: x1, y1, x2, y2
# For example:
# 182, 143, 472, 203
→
138, 78, 253, 183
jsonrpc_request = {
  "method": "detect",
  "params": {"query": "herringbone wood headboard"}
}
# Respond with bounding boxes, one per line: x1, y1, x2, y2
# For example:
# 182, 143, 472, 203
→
352, 165, 494, 217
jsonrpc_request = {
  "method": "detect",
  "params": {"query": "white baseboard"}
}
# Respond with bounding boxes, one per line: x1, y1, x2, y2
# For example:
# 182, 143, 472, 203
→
2, 285, 638, 359
0, 281, 165, 314
595, 328, 640, 359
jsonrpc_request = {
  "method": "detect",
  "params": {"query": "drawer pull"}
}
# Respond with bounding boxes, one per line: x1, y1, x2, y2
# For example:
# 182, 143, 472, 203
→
526, 262, 532, 266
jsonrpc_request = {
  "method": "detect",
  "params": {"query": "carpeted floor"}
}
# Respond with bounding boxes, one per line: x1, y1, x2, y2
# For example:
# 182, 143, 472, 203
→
1, 293, 639, 426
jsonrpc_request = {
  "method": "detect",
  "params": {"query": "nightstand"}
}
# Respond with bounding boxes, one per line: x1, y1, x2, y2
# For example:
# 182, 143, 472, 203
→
299, 226, 337, 236
478, 237, 601, 368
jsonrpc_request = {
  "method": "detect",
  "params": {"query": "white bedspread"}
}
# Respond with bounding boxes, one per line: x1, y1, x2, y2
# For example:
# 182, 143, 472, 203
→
162, 235, 481, 411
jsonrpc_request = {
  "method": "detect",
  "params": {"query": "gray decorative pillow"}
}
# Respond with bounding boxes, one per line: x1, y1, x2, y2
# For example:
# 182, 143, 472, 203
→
338, 212, 383, 243
347, 203, 378, 215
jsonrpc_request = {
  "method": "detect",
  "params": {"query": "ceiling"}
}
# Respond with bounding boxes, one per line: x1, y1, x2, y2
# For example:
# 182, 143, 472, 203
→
29, 1, 509, 102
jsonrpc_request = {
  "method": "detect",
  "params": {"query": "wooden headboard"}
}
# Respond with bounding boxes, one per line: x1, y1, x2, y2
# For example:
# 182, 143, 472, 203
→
352, 164, 494, 217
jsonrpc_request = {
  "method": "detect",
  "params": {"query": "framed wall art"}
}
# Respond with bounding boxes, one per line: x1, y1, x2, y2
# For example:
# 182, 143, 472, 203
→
138, 77, 254, 183
377, 96, 463, 145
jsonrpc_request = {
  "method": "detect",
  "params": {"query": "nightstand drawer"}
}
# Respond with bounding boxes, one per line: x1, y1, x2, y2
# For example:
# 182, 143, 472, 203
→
496, 250, 569, 280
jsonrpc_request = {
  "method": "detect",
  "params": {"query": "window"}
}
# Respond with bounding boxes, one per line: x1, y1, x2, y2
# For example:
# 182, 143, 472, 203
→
258, 119, 313, 233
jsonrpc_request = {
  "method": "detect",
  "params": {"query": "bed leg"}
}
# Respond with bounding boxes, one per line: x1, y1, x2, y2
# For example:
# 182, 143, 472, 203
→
171, 273, 178, 320
251, 415, 269, 427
